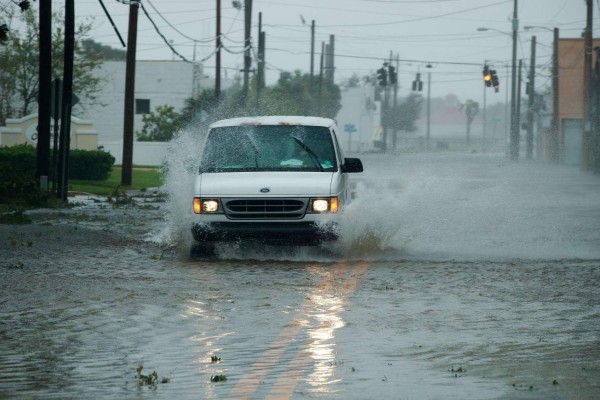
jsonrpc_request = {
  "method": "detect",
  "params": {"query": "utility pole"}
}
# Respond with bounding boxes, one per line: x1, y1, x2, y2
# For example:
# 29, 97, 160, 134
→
583, 0, 593, 169
426, 68, 432, 149
593, 47, 600, 172
509, 0, 519, 161
526, 36, 536, 160
57, 0, 75, 201
121, 0, 139, 186
37, 0, 52, 192
391, 52, 398, 150
318, 42, 324, 114
327, 35, 335, 84
551, 28, 560, 163
243, 0, 252, 100
215, 0, 221, 98
517, 59, 523, 146
256, 12, 264, 114
51, 78, 61, 191
310, 20, 315, 83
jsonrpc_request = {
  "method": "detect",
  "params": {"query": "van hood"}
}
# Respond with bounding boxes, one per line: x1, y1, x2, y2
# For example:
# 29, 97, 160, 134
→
199, 172, 334, 197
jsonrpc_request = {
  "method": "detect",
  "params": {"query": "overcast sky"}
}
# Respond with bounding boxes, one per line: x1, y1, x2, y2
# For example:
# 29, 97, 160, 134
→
48, 0, 597, 104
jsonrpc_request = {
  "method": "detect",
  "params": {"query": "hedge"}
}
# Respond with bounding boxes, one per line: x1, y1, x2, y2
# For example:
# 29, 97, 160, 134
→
68, 149, 115, 180
0, 145, 115, 201
0, 144, 38, 202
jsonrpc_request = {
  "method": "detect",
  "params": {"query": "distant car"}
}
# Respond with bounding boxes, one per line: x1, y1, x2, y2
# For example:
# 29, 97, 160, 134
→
191, 116, 363, 254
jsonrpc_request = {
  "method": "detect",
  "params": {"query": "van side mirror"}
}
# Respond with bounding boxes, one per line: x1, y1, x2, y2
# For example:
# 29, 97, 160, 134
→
341, 157, 363, 173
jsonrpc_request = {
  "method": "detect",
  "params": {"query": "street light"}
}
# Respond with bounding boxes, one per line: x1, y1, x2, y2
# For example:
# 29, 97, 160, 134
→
477, 27, 508, 34
477, 2, 518, 162
477, 27, 512, 155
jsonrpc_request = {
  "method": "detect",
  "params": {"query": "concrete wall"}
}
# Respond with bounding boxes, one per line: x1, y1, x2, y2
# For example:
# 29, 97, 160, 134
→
0, 114, 98, 150
101, 140, 169, 166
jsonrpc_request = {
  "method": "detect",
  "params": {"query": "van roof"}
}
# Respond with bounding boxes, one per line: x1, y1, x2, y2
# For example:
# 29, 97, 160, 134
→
209, 116, 336, 129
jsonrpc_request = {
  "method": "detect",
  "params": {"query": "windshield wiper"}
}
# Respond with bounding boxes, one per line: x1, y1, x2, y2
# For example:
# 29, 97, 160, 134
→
292, 137, 324, 171
244, 133, 260, 168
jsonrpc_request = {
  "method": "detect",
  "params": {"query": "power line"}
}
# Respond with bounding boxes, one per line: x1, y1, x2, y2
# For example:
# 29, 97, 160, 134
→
266, 46, 486, 67
145, 0, 214, 43
139, 2, 193, 63
263, 0, 511, 29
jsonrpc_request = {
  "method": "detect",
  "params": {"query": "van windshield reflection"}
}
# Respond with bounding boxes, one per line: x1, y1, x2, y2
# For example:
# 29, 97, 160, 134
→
200, 125, 337, 173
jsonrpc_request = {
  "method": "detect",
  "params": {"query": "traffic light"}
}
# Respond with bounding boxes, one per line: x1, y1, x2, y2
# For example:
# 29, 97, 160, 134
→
388, 65, 397, 85
412, 73, 423, 91
483, 65, 492, 87
490, 69, 499, 92
377, 67, 387, 86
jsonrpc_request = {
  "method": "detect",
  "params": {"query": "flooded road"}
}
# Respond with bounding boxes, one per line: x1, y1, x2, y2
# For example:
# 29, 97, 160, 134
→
1, 152, 599, 399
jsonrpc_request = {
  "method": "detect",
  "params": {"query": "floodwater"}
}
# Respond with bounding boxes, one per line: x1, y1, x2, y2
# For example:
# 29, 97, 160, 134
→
1, 150, 599, 399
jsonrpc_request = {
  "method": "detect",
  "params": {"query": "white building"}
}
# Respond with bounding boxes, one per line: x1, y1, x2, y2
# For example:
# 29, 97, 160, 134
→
81, 60, 209, 143
335, 85, 377, 154
76, 60, 226, 165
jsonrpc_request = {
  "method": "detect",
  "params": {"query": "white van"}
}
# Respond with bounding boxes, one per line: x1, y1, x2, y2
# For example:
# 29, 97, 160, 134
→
191, 116, 363, 251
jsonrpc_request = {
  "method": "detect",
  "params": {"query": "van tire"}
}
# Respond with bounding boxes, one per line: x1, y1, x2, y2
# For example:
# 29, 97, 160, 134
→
190, 242, 216, 259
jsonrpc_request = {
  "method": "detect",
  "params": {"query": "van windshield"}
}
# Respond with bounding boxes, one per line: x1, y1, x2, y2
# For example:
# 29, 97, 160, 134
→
200, 125, 337, 172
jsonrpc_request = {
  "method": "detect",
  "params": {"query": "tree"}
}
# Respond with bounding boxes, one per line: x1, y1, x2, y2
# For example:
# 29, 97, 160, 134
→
136, 105, 182, 142
342, 73, 361, 89
386, 93, 423, 133
248, 70, 341, 118
178, 70, 342, 131
0, 7, 103, 125
0, 0, 35, 44
81, 38, 126, 61
462, 99, 479, 146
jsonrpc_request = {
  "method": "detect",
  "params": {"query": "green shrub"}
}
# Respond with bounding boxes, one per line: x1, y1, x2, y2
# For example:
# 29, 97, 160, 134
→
0, 145, 115, 203
0, 144, 38, 202
68, 149, 115, 180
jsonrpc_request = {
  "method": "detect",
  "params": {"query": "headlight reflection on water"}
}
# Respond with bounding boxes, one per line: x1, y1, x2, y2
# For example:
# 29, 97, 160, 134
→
305, 294, 346, 390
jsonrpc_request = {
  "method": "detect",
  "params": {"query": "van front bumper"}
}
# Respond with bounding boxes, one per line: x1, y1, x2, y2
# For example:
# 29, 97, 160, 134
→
191, 221, 338, 245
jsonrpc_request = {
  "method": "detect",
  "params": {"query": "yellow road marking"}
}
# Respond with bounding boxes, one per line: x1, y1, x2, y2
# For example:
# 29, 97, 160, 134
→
228, 260, 370, 399
228, 261, 349, 398
264, 260, 370, 399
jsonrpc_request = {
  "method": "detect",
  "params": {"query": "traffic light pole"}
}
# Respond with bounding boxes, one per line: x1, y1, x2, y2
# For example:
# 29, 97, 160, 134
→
483, 72, 487, 152
426, 71, 431, 149
391, 52, 398, 150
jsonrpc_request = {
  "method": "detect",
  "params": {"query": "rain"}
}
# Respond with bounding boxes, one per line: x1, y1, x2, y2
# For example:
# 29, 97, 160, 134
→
1, 1, 600, 399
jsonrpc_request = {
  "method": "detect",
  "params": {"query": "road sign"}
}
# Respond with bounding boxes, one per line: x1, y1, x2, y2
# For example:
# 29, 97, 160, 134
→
344, 123, 357, 134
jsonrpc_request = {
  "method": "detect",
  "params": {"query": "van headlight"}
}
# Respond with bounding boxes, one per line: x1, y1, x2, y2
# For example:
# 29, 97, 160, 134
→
309, 197, 338, 213
193, 197, 220, 214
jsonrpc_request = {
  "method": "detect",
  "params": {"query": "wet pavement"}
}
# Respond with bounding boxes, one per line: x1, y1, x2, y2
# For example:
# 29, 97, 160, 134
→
1, 152, 599, 399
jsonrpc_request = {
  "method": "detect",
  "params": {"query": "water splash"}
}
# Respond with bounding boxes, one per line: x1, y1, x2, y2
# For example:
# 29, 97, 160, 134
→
156, 125, 208, 253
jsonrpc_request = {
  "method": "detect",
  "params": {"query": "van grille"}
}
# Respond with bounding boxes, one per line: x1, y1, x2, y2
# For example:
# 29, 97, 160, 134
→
224, 199, 306, 220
